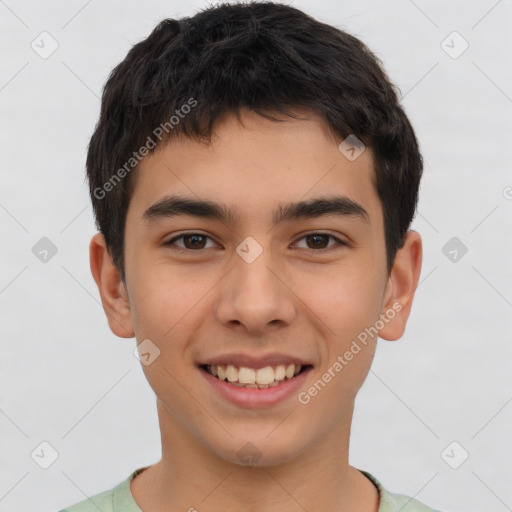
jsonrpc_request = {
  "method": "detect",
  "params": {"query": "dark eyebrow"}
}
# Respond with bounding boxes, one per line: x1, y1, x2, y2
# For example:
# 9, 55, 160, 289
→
142, 194, 370, 225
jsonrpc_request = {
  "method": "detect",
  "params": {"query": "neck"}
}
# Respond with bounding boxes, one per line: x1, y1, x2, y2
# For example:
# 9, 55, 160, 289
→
130, 399, 379, 512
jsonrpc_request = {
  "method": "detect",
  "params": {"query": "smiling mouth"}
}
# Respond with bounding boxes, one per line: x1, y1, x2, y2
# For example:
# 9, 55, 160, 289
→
200, 363, 312, 389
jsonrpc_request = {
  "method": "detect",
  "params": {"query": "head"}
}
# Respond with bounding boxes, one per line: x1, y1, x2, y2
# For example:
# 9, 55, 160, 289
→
89, 2, 423, 467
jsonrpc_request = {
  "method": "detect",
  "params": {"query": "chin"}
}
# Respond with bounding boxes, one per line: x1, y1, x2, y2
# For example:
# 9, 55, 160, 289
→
211, 435, 306, 468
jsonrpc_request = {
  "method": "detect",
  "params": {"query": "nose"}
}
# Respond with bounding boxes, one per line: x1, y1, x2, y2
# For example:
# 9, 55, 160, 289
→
213, 244, 297, 336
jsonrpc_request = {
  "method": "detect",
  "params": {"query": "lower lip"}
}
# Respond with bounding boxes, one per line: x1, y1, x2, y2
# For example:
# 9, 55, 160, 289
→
199, 366, 313, 408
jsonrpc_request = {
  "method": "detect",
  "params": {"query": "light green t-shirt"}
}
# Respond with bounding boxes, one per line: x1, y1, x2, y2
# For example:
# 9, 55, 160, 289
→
58, 467, 442, 512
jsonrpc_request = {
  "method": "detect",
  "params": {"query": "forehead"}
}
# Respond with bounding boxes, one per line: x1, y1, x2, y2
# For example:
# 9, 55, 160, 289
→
129, 109, 381, 228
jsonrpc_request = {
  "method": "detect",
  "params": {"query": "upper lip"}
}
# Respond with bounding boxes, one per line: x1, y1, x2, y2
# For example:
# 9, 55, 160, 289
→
199, 352, 312, 368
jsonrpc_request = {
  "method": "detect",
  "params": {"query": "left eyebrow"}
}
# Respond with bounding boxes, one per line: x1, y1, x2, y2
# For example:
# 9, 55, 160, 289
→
142, 194, 370, 226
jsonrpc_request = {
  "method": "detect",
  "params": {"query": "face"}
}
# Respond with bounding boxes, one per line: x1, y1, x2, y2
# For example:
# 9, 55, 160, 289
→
92, 108, 421, 467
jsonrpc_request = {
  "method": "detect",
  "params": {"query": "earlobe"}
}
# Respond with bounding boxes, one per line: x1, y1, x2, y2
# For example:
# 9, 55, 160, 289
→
89, 233, 135, 338
378, 230, 422, 341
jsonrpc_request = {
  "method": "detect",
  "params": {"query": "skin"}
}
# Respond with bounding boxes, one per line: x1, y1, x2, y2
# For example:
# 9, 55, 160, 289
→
90, 108, 422, 512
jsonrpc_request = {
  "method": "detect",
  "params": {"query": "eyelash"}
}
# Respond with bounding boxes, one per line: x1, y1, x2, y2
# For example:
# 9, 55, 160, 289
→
163, 232, 347, 253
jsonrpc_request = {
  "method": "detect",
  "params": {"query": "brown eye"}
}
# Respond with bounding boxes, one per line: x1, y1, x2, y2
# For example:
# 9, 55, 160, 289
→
294, 233, 346, 252
164, 233, 216, 250
306, 234, 329, 249
182, 234, 207, 249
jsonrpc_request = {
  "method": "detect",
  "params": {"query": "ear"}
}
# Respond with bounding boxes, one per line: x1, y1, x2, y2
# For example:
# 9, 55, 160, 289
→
89, 233, 135, 338
378, 230, 422, 341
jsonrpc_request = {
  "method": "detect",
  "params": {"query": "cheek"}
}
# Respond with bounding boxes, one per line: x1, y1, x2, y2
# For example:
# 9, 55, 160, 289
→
293, 265, 384, 342
129, 274, 200, 396
128, 261, 217, 353
302, 342, 377, 435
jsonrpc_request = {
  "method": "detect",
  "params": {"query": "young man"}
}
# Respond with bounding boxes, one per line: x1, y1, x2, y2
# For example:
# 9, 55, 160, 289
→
60, 2, 440, 511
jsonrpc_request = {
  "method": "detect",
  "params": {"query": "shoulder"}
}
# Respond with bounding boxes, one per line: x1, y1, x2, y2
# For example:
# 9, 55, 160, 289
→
360, 471, 444, 512
57, 487, 114, 512
380, 490, 443, 512
57, 468, 145, 512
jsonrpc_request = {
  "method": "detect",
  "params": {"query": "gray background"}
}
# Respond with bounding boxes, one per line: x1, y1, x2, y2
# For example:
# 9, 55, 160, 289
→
1, 1, 511, 511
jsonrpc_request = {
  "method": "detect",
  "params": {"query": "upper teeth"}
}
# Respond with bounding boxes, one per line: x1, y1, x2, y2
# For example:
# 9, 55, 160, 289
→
208, 363, 302, 386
